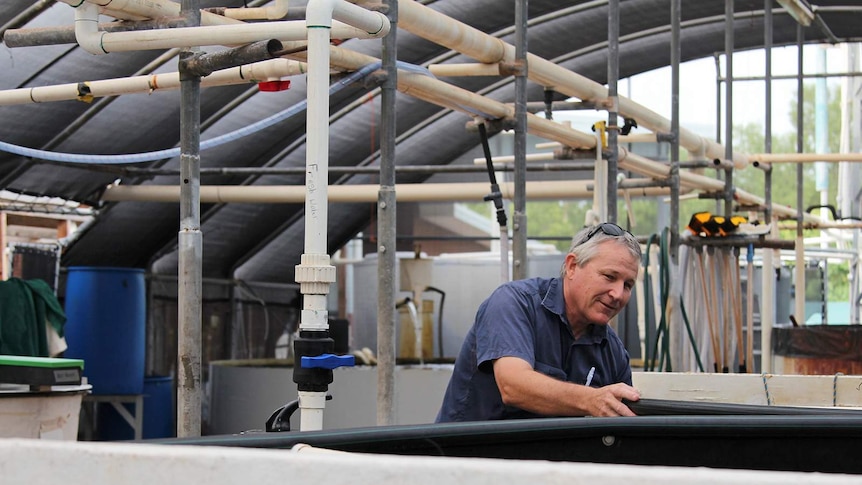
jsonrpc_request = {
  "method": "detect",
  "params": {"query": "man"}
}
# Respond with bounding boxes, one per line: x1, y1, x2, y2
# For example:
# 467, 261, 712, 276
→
436, 222, 642, 422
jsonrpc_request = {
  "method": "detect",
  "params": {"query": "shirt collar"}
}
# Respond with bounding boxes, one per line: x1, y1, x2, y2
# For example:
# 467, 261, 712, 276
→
541, 277, 566, 317
543, 277, 608, 343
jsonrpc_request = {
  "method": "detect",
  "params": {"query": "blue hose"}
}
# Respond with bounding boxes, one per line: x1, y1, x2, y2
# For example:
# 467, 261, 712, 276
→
0, 61, 436, 165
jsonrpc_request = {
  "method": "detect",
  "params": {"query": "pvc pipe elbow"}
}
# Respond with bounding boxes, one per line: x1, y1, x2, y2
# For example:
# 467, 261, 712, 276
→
306, 0, 338, 28
356, 11, 390, 37
307, 0, 390, 36
74, 2, 108, 55
225, 0, 289, 20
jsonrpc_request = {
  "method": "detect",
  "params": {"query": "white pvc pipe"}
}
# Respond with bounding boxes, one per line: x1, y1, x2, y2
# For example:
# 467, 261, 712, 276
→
304, 4, 334, 259
330, 0, 389, 36
592, 128, 608, 222
750, 152, 862, 163
224, 0, 289, 21
100, 180, 675, 203
73, 8, 377, 55
74, 2, 105, 54
405, 299, 423, 362
291, 0, 388, 432
290, 443, 352, 454
428, 63, 506, 77
778, 221, 862, 230
535, 133, 660, 148
301, 0, 391, 254
0, 58, 306, 105
298, 391, 327, 431
59, 0, 255, 26
471, 152, 557, 165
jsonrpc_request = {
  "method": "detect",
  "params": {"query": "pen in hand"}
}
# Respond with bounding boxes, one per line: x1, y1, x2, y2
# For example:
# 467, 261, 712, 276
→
585, 366, 595, 387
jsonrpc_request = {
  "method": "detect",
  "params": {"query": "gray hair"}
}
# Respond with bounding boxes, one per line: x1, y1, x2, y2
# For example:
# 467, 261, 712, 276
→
559, 224, 642, 276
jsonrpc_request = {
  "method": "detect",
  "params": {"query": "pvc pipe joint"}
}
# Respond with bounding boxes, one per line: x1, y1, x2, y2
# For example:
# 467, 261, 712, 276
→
307, 0, 389, 36
74, 2, 108, 55
298, 391, 327, 431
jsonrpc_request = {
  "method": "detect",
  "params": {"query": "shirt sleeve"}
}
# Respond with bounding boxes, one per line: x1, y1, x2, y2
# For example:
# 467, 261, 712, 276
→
473, 283, 537, 372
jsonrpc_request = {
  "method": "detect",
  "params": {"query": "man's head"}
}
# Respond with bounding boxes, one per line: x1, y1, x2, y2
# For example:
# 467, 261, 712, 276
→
560, 223, 642, 329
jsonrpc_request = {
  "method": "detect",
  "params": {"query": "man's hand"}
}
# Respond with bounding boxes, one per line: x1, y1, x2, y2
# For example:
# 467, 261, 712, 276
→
494, 357, 640, 417
584, 383, 640, 417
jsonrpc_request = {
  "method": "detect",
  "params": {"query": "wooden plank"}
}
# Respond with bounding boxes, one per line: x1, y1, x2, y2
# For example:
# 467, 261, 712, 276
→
633, 371, 862, 408
3, 210, 90, 225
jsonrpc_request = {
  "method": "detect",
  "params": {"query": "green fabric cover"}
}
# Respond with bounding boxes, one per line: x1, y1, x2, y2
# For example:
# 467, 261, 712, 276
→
0, 278, 66, 357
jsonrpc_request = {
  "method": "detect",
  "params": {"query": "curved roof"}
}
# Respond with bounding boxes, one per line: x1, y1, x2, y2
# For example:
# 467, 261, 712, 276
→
1, 0, 859, 283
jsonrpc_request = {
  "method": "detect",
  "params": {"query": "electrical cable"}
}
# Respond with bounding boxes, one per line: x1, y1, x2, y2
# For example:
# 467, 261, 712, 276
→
477, 121, 509, 283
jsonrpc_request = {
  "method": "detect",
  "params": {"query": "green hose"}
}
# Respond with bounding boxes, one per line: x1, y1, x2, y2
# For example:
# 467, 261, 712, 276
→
643, 233, 658, 371
644, 227, 704, 372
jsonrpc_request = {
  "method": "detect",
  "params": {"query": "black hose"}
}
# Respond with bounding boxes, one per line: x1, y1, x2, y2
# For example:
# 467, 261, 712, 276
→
477, 122, 507, 228
425, 286, 446, 359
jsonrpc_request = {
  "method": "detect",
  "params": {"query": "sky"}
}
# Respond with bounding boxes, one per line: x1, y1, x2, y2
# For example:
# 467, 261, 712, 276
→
559, 43, 855, 139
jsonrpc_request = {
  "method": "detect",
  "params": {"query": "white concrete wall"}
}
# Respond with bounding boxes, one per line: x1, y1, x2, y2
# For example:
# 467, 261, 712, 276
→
1, 438, 859, 485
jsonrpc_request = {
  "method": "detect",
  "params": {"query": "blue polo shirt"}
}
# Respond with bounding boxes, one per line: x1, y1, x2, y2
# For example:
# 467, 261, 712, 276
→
436, 276, 632, 422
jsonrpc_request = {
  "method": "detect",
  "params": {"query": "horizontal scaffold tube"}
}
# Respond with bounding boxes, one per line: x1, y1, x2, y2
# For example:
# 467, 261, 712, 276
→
100, 181, 674, 203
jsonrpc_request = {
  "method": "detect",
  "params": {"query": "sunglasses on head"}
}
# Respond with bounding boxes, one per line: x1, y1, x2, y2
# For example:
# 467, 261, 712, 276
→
580, 222, 630, 245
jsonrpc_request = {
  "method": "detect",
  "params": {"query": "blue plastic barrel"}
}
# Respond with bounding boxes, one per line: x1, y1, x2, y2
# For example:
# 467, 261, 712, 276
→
97, 375, 175, 441
64, 267, 146, 395
141, 375, 175, 439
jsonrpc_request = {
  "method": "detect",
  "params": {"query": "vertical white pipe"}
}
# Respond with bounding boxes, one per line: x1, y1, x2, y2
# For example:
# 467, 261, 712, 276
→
406, 299, 422, 363
815, 47, 830, 250
298, 391, 327, 431
297, 0, 390, 433
304, 26, 331, 257
295, 0, 338, 433
593, 128, 608, 222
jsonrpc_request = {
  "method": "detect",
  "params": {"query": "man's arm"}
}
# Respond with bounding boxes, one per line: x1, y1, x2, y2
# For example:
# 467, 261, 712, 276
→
493, 356, 640, 417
